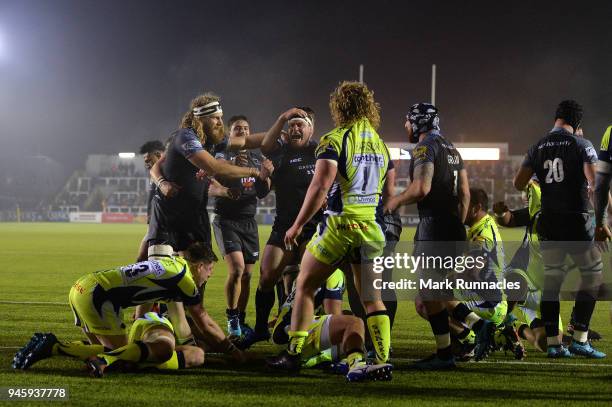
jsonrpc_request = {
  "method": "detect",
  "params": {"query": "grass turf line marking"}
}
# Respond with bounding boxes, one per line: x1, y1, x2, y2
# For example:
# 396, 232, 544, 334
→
393, 357, 612, 368
0, 300, 67, 306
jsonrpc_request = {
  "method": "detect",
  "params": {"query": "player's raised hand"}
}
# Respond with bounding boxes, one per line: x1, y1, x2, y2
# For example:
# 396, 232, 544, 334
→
259, 159, 274, 180
159, 180, 181, 198
279, 107, 308, 122
284, 224, 302, 251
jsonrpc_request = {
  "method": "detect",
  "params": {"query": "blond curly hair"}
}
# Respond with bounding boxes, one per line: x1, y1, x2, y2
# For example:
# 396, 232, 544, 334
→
179, 92, 221, 142
329, 81, 380, 129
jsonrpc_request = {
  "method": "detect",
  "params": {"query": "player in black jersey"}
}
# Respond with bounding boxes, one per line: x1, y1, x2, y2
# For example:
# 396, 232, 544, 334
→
136, 140, 165, 262
213, 115, 273, 337
514, 100, 605, 359
239, 107, 323, 349
386, 103, 470, 369
146, 93, 262, 255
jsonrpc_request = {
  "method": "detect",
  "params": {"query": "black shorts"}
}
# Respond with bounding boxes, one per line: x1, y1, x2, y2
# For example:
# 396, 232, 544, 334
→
413, 215, 467, 301
212, 216, 260, 264
267, 221, 317, 248
537, 212, 594, 253
146, 196, 211, 252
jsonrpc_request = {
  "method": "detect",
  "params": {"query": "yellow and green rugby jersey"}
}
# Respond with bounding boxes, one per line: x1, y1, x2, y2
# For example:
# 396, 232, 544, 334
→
598, 125, 612, 163
90, 257, 200, 308
316, 118, 391, 219
526, 180, 541, 222
467, 213, 505, 277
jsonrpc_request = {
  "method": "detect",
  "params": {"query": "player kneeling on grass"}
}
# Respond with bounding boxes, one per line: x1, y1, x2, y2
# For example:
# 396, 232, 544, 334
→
12, 243, 245, 372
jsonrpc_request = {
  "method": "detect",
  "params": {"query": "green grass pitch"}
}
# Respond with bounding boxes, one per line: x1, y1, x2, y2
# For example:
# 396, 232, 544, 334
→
0, 223, 610, 406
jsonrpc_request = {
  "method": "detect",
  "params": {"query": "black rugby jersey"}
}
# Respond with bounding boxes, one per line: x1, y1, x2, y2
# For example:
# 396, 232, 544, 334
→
267, 139, 322, 226
522, 128, 597, 214
409, 131, 464, 217
213, 147, 269, 218
161, 128, 224, 207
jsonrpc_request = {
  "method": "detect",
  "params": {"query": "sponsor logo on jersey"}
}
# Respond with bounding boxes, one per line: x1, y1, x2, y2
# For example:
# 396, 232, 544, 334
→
352, 153, 385, 167
181, 140, 203, 152
336, 222, 369, 231
359, 131, 374, 138
347, 195, 377, 204
289, 157, 303, 164
241, 176, 256, 188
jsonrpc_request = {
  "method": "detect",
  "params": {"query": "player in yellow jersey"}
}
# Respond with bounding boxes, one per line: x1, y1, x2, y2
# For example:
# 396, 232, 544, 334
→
13, 243, 246, 371
447, 188, 513, 360
266, 81, 392, 382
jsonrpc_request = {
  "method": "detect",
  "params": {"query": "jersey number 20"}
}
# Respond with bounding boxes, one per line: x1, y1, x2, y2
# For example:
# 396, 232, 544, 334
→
543, 158, 564, 183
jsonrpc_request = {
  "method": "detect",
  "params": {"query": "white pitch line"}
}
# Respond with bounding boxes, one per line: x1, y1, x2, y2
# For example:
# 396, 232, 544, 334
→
393, 357, 612, 368
0, 300, 67, 306
0, 346, 19, 350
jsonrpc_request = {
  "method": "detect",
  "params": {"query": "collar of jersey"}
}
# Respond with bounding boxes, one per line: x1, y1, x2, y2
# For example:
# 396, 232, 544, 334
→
468, 213, 492, 237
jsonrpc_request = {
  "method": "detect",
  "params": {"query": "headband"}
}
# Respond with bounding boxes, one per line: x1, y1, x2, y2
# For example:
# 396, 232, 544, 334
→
288, 116, 313, 128
193, 101, 223, 117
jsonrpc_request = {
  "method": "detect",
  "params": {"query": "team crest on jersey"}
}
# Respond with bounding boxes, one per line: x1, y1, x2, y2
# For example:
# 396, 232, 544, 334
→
412, 146, 428, 159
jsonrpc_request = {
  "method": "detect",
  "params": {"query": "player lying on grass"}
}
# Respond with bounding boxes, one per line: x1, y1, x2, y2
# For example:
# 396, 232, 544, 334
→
12, 243, 246, 370
86, 311, 205, 377
504, 268, 563, 353
267, 269, 392, 382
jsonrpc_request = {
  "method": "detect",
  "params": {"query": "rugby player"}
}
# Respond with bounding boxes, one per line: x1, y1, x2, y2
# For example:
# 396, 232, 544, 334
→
213, 115, 272, 336
594, 124, 612, 245
146, 94, 264, 343
147, 93, 262, 256
495, 178, 602, 347
269, 271, 388, 382
12, 243, 246, 370
137, 140, 165, 261
239, 106, 322, 348
513, 100, 605, 358
266, 81, 393, 381
449, 188, 515, 360
385, 103, 470, 369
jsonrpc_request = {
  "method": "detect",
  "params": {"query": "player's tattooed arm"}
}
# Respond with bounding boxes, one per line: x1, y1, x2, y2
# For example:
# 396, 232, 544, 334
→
384, 162, 433, 212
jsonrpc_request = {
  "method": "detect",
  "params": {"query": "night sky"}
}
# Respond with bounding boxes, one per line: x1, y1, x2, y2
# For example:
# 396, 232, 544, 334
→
0, 0, 610, 173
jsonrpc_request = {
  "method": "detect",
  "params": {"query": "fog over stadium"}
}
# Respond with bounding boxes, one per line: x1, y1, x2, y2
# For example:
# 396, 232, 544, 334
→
0, 0, 610, 202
